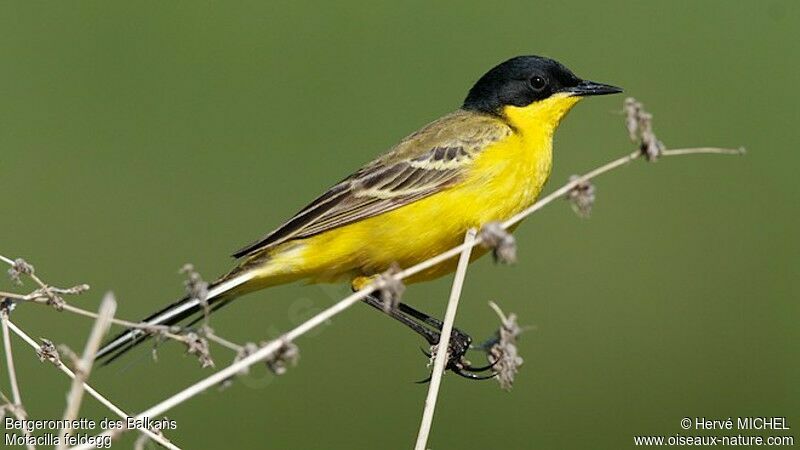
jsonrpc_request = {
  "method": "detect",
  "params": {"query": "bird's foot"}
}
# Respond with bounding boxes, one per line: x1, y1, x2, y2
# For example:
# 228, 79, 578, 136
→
417, 326, 498, 383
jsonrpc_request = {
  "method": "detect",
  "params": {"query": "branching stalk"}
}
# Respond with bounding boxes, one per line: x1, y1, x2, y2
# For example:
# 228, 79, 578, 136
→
4, 320, 180, 450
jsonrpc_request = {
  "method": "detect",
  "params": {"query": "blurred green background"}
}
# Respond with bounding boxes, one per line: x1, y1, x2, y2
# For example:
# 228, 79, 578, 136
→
2, 1, 797, 449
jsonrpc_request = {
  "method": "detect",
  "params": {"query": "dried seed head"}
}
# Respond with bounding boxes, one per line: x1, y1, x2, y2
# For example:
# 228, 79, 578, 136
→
479, 222, 517, 264
218, 342, 261, 389
184, 332, 214, 368
487, 302, 526, 391
60, 284, 91, 295
8, 259, 34, 285
566, 175, 596, 218
46, 292, 65, 311
38, 284, 88, 311
623, 97, 642, 142
180, 264, 210, 327
180, 264, 209, 304
623, 97, 665, 161
376, 265, 405, 312
639, 112, 665, 161
36, 339, 61, 366
265, 340, 300, 375
236, 342, 260, 375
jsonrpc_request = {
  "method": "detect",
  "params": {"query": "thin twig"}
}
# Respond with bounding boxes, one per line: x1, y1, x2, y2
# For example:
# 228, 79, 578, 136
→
414, 229, 476, 450
400, 146, 741, 280
59, 303, 187, 342
56, 293, 117, 450
4, 320, 180, 450
661, 147, 744, 157
1, 307, 36, 450
69, 144, 742, 449
203, 329, 244, 353
506, 147, 742, 225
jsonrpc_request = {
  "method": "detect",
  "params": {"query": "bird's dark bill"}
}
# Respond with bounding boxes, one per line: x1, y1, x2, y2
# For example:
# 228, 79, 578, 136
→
565, 80, 623, 96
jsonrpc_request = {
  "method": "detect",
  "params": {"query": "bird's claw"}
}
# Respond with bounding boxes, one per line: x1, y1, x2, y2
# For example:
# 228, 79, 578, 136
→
460, 358, 499, 373
415, 356, 498, 383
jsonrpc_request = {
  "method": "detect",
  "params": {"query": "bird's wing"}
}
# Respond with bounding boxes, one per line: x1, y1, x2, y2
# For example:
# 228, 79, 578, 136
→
232, 111, 511, 258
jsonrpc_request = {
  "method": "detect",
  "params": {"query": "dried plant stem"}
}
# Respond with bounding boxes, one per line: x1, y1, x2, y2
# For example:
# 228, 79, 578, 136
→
1, 308, 36, 450
503, 146, 743, 227
661, 147, 744, 157
398, 146, 740, 284
52, 145, 743, 449
204, 331, 244, 353
414, 229, 476, 450
1, 309, 24, 414
56, 293, 117, 450
4, 320, 180, 450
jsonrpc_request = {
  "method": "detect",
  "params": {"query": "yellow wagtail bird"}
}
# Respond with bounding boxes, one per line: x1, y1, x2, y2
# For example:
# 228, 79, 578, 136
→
97, 55, 621, 377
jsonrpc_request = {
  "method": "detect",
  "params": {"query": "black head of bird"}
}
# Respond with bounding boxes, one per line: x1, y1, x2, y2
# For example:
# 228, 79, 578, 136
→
463, 55, 622, 115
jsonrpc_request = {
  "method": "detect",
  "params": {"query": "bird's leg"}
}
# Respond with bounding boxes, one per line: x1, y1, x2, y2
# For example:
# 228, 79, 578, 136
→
361, 293, 496, 381
361, 294, 441, 345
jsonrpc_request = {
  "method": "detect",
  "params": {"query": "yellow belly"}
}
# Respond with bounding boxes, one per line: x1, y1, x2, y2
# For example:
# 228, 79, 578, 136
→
253, 129, 553, 287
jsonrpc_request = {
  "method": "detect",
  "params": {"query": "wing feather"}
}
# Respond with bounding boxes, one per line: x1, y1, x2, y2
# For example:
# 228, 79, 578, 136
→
232, 111, 511, 258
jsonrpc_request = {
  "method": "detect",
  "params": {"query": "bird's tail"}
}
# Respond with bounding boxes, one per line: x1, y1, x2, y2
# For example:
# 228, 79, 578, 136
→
96, 271, 255, 365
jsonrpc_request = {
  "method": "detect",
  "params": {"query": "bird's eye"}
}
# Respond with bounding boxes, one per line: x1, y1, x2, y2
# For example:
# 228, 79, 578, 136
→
529, 75, 547, 92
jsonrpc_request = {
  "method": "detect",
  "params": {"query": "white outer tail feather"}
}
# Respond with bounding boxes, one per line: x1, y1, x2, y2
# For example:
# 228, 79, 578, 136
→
97, 272, 256, 359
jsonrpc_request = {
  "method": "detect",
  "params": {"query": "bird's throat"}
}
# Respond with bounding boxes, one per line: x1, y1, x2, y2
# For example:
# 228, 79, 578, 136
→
501, 93, 581, 138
